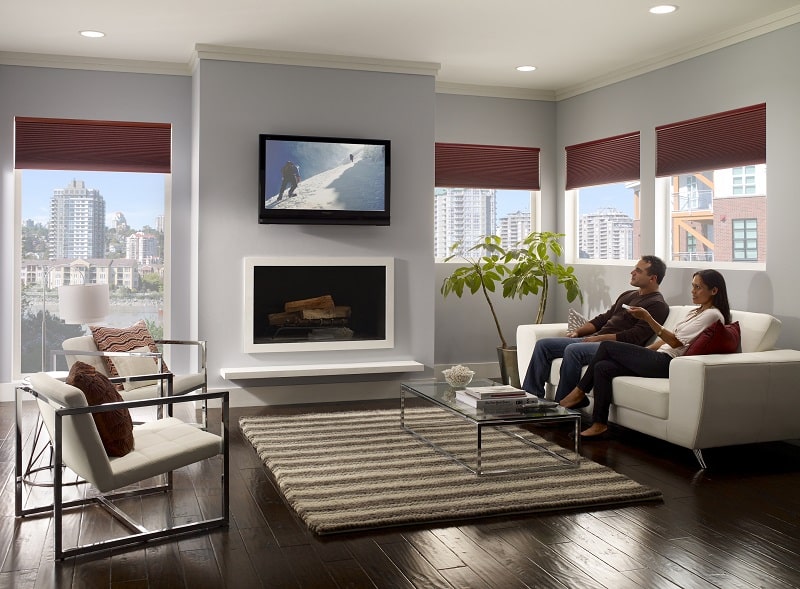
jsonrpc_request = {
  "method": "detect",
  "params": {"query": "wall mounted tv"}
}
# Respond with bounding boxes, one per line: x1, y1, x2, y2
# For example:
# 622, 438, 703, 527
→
258, 133, 390, 225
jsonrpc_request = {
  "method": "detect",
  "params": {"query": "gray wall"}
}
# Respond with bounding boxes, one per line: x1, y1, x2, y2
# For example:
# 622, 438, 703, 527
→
193, 59, 437, 404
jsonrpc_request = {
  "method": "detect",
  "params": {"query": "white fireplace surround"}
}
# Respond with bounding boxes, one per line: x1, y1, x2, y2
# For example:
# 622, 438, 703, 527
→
243, 256, 395, 354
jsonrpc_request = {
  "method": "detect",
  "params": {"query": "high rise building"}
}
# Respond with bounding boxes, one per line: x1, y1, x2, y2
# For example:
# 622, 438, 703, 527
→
496, 211, 532, 250
434, 188, 496, 258
579, 207, 634, 260
126, 231, 159, 264
48, 180, 106, 260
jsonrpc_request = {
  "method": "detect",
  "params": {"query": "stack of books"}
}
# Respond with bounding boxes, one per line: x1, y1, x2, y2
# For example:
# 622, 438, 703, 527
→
455, 384, 543, 411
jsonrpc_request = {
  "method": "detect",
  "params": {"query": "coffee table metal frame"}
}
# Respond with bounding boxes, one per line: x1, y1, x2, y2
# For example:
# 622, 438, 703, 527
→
401, 380, 581, 476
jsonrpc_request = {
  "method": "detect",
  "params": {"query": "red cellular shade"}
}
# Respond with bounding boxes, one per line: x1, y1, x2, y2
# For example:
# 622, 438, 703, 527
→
14, 117, 171, 173
656, 103, 765, 177
565, 132, 640, 190
435, 143, 540, 190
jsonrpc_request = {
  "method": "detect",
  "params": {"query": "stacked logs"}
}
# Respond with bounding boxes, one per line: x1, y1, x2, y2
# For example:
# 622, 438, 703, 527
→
267, 295, 351, 327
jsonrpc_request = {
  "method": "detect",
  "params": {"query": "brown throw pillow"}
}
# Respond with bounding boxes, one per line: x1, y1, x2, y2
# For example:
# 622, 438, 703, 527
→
90, 320, 168, 389
66, 361, 135, 457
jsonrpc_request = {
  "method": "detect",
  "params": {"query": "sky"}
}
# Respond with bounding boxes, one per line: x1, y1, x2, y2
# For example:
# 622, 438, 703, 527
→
20, 170, 166, 230
496, 183, 635, 219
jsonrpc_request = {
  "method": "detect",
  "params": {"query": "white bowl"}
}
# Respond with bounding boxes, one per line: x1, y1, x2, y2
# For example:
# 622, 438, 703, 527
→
442, 365, 475, 388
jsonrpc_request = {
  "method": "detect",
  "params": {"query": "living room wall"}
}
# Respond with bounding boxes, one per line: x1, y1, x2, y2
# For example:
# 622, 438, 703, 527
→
192, 58, 437, 405
552, 22, 800, 350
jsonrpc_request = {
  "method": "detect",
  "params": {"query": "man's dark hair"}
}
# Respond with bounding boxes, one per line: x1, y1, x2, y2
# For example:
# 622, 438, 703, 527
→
641, 255, 667, 284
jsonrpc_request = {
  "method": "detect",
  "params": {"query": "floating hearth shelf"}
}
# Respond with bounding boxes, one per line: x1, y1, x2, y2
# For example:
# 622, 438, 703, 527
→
219, 360, 425, 380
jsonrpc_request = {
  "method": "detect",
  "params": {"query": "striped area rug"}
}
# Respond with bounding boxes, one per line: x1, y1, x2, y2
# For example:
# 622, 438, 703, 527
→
240, 408, 661, 534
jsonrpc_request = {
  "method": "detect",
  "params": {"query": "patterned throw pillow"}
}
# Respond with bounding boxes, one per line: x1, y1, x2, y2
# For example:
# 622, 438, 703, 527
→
66, 361, 135, 457
90, 320, 168, 389
568, 308, 588, 333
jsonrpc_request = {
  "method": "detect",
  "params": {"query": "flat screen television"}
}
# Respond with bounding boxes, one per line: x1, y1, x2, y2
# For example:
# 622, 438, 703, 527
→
258, 133, 390, 225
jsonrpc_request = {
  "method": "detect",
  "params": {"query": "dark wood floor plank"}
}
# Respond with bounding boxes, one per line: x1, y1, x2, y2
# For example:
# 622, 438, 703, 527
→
238, 525, 301, 588
400, 529, 465, 571
343, 537, 416, 589
324, 557, 377, 589
177, 548, 224, 588
144, 542, 187, 589
207, 526, 269, 589
378, 539, 453, 589
435, 525, 564, 589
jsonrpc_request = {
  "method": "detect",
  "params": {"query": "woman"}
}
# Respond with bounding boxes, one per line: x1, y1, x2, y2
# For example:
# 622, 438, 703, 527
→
559, 269, 731, 439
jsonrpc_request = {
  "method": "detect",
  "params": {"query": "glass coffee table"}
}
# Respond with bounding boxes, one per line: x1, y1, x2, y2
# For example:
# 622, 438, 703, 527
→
401, 380, 581, 476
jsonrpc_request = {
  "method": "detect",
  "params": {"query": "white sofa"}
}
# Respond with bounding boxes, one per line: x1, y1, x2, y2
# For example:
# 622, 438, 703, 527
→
517, 306, 800, 467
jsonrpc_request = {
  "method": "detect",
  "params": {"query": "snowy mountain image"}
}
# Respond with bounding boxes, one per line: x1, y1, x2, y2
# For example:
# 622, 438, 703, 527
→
263, 142, 386, 211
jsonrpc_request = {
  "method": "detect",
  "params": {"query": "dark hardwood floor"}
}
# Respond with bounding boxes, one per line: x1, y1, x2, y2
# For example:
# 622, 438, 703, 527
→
2, 396, 799, 588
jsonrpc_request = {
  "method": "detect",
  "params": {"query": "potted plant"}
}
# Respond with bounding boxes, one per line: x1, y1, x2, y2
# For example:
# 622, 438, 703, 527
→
440, 231, 582, 387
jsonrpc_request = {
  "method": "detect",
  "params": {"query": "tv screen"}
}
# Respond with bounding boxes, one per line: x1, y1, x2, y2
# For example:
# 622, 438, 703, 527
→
258, 133, 390, 225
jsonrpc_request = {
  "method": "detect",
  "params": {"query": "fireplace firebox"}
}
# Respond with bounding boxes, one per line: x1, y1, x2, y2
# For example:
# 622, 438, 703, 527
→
244, 257, 394, 353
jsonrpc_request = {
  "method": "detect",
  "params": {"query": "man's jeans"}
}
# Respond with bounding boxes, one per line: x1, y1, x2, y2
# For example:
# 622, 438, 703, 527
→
522, 338, 601, 401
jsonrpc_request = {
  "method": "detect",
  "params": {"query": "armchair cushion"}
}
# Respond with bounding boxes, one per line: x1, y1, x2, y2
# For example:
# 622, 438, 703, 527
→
66, 361, 134, 457
684, 320, 741, 356
113, 345, 160, 390
90, 320, 169, 387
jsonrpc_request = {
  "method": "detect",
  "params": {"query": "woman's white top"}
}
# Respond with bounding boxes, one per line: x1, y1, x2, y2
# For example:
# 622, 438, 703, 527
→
657, 307, 725, 358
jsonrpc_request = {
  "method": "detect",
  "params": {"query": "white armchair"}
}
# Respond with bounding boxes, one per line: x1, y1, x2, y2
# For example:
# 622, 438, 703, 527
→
15, 372, 229, 559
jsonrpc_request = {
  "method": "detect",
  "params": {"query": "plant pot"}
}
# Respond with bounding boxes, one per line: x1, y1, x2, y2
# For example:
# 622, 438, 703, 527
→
496, 346, 521, 389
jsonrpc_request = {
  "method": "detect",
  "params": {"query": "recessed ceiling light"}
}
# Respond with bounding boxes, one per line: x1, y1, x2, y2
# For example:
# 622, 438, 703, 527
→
649, 5, 678, 15
79, 30, 106, 38
516, 65, 537, 72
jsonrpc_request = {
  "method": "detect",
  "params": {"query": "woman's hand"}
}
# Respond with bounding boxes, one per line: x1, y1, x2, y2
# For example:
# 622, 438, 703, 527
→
626, 305, 652, 322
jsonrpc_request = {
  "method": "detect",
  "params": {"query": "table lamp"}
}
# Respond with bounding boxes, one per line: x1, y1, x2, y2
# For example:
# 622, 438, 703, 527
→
58, 283, 110, 325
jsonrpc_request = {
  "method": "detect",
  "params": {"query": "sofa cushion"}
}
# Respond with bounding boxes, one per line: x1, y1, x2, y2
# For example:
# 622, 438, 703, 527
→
610, 376, 671, 419
66, 361, 135, 457
685, 321, 741, 356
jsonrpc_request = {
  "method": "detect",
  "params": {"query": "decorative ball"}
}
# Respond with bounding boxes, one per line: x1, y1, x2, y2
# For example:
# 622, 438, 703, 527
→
442, 364, 475, 388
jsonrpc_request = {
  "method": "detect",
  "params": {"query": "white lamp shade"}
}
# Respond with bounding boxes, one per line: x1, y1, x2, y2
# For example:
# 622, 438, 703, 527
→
58, 284, 110, 324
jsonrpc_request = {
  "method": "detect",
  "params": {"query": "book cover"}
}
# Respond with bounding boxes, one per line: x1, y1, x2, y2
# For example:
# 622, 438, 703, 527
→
463, 384, 527, 399
455, 390, 538, 409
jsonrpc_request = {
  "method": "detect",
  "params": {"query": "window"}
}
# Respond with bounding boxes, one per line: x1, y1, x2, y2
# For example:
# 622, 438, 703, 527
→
435, 143, 539, 258
657, 104, 766, 265
566, 132, 640, 261
15, 117, 170, 376
732, 218, 758, 261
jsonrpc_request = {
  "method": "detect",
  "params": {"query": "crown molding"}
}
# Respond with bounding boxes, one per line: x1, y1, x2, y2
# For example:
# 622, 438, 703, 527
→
555, 5, 800, 100
191, 44, 440, 77
435, 81, 556, 102
0, 51, 189, 76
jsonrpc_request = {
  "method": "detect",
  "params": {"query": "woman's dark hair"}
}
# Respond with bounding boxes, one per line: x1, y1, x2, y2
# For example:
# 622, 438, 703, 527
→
693, 269, 731, 324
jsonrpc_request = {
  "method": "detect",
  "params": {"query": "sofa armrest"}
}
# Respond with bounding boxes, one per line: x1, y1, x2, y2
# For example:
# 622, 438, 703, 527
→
667, 349, 800, 449
516, 323, 568, 381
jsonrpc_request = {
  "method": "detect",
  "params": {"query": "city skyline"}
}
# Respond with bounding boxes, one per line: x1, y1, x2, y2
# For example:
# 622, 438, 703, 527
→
20, 170, 165, 230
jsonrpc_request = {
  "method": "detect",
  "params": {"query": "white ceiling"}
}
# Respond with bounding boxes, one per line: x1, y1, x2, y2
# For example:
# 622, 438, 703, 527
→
2, 1, 800, 99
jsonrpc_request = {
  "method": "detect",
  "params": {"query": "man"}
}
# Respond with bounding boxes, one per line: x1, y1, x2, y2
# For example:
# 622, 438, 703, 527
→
522, 255, 669, 402
278, 160, 301, 199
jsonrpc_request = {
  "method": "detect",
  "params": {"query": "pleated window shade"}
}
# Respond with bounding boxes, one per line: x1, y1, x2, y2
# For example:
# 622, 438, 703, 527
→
435, 143, 540, 190
565, 132, 640, 190
14, 117, 171, 173
656, 103, 766, 177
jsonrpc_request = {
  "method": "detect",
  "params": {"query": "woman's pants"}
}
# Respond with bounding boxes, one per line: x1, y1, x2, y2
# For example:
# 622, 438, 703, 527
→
577, 341, 673, 425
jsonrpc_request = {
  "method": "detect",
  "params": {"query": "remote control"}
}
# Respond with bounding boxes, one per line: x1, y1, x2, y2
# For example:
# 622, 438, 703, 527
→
622, 303, 631, 309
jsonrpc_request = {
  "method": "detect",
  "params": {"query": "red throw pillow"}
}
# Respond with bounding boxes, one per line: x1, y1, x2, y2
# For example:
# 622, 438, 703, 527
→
684, 320, 741, 356
66, 361, 135, 457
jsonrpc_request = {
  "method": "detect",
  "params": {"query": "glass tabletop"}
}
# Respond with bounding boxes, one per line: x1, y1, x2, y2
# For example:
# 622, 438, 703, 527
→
401, 379, 579, 424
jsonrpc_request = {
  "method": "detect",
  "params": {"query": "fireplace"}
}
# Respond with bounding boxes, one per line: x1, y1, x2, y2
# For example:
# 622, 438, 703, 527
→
244, 257, 394, 353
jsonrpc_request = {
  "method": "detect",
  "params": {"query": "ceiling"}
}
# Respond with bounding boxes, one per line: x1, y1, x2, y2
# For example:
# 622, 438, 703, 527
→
2, 1, 800, 100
